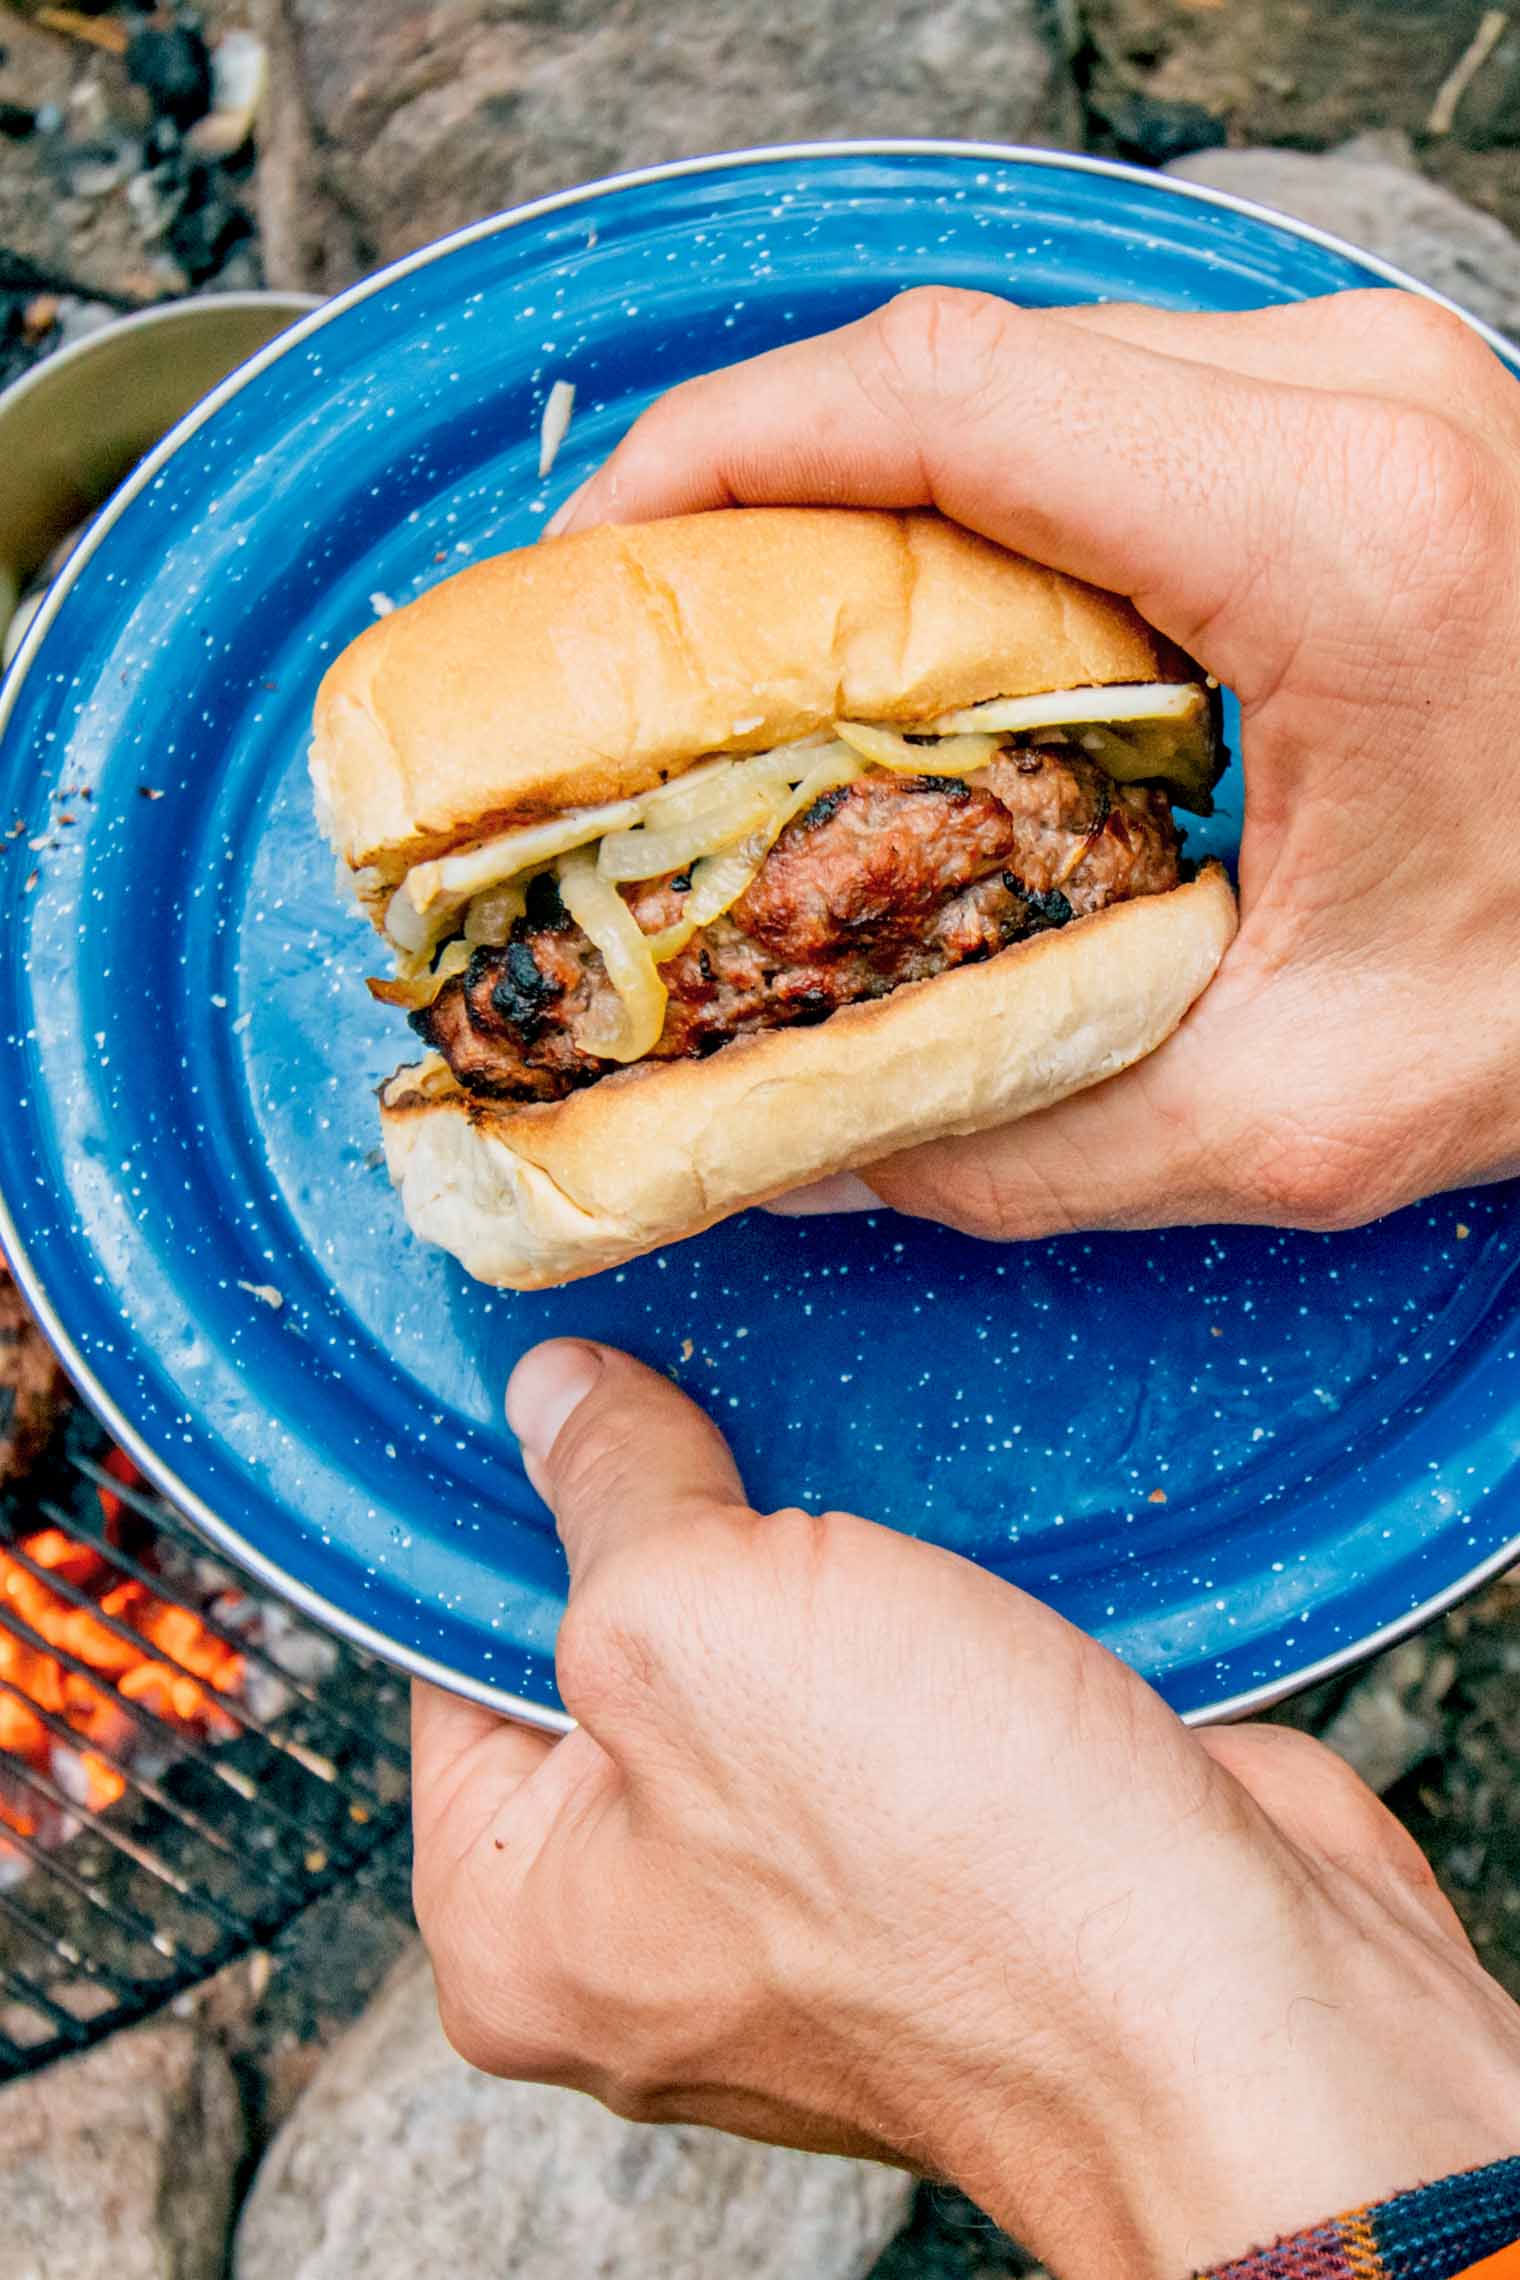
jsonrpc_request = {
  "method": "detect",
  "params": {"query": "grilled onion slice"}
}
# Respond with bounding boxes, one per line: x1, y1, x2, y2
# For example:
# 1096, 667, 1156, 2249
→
835, 720, 999, 774
597, 779, 782, 882
556, 847, 668, 1062
404, 796, 641, 918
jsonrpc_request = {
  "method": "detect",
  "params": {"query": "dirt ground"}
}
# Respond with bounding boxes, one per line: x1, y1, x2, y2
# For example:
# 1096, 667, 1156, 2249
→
1078, 0, 1520, 230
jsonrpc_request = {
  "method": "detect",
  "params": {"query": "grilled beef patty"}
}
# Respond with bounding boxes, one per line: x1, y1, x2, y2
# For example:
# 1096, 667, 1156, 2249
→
412, 746, 1182, 1103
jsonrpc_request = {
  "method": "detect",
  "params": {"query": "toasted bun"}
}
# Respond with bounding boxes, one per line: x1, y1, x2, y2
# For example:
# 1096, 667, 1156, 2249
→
378, 863, 1236, 1291
311, 508, 1204, 881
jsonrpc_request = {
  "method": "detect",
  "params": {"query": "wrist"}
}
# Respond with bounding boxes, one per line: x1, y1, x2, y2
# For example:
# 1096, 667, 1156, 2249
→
915, 1858, 1520, 2279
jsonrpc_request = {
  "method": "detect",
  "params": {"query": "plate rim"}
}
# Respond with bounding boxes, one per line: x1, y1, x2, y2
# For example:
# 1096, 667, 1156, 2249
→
2, 136, 1517, 1733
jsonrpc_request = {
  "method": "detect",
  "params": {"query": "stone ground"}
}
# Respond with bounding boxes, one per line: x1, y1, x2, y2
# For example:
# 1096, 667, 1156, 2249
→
4, 2, 1520, 2275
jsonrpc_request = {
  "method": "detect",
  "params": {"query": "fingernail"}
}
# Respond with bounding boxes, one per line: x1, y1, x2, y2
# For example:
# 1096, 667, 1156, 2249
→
544, 475, 594, 538
506, 1340, 602, 1467
762, 1173, 881, 1218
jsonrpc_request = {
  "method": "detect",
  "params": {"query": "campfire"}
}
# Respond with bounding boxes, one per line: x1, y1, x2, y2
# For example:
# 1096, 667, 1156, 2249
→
0, 1275, 258, 1870
0, 1264, 408, 2078
0, 1451, 246, 1847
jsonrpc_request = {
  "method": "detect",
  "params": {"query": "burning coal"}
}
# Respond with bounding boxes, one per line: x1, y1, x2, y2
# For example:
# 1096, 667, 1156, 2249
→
0, 1453, 246, 1855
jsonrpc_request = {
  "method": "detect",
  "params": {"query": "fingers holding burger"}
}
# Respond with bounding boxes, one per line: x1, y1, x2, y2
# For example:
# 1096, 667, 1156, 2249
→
311, 508, 1235, 1286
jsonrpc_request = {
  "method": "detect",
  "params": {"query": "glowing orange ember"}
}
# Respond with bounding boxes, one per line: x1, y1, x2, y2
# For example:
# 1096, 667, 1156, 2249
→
0, 1461, 244, 1833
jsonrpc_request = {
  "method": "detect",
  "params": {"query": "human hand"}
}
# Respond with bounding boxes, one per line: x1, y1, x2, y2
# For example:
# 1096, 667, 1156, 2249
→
413, 1340, 1520, 2279
545, 287, 1520, 1242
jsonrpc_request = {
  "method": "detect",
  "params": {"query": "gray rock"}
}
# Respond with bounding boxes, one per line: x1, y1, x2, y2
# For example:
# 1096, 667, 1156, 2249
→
54, 297, 119, 351
0, 2020, 244, 2280
1168, 134, 1520, 342
254, 0, 1076, 293
235, 1942, 914, 2280
1322, 1685, 1439, 1796
1320, 1638, 1442, 1794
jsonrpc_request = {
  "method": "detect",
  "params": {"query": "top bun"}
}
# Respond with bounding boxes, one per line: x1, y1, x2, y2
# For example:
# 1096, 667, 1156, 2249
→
310, 507, 1201, 881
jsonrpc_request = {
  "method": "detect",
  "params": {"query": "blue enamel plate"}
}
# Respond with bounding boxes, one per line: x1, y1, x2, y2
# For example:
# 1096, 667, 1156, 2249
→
3, 144, 1518, 1729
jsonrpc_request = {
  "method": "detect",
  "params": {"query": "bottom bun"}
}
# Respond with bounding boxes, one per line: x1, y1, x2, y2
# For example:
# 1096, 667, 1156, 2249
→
379, 862, 1236, 1290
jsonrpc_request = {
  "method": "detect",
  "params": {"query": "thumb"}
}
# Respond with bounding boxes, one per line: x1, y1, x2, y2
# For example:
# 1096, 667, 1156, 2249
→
507, 1339, 750, 1589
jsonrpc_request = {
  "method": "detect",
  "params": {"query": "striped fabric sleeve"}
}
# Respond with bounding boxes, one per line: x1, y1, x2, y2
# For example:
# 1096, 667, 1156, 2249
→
1194, 2158, 1520, 2280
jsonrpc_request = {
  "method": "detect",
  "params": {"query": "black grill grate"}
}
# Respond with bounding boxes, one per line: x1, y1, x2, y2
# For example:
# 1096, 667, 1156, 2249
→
0, 1445, 411, 2078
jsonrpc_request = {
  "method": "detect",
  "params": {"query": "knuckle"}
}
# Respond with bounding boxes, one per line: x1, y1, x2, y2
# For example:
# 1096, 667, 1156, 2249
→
551, 1593, 608, 1716
937, 1154, 1026, 1239
434, 1981, 575, 2088
867, 284, 1020, 413
1366, 288, 1483, 371
428, 1913, 590, 2087
755, 1505, 877, 1618
1248, 1135, 1381, 1232
757, 1500, 839, 1576
871, 1146, 1027, 1241
1388, 405, 1494, 535
1351, 399, 1501, 562
1323, 394, 1511, 645
434, 1986, 502, 2078
595, 2068, 671, 2126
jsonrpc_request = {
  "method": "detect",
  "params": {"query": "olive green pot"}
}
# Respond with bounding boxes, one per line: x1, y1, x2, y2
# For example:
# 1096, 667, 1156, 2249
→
0, 292, 317, 664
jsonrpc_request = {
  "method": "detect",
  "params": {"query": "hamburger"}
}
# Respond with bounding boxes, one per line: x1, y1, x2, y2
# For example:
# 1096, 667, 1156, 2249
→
310, 508, 1236, 1289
